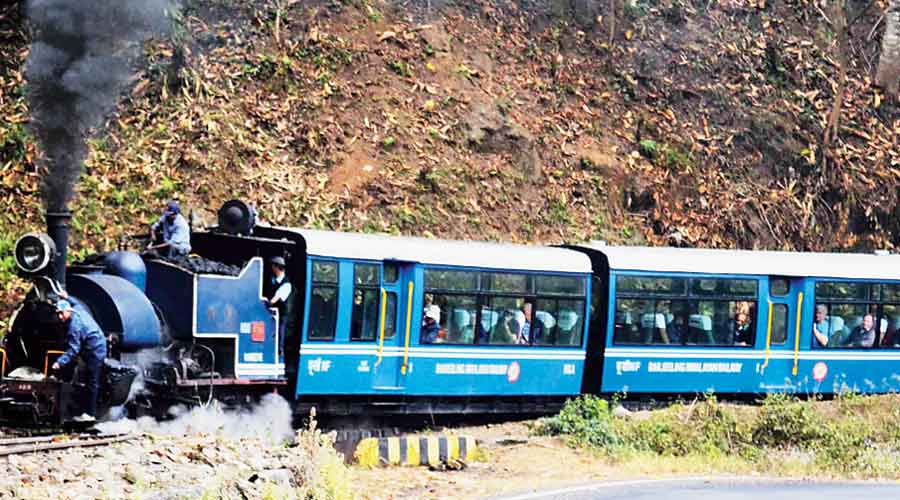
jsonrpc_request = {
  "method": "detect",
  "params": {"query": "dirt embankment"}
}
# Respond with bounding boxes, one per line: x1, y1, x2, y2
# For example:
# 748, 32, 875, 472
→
1, 0, 899, 315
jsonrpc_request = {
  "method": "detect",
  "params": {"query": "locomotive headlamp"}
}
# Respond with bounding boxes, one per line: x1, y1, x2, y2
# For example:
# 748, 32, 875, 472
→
14, 233, 56, 275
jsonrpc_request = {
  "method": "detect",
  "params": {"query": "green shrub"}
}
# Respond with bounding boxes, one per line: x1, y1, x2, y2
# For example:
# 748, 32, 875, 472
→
534, 395, 621, 449
813, 417, 871, 472
617, 396, 751, 458
752, 393, 822, 448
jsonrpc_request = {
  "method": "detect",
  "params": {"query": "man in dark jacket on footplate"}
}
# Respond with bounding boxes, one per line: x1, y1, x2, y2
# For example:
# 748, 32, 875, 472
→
51, 300, 108, 422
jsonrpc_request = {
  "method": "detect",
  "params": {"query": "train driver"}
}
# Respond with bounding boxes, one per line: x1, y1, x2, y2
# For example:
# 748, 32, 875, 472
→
265, 256, 293, 356
50, 300, 107, 422
148, 200, 191, 258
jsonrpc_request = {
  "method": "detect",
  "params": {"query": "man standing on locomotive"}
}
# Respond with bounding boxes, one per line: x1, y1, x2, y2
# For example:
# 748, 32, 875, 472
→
265, 256, 293, 356
50, 300, 107, 422
148, 200, 191, 258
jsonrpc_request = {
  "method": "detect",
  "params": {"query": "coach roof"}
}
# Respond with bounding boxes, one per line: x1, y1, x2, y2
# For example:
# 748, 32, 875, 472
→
290, 229, 592, 273
580, 244, 900, 281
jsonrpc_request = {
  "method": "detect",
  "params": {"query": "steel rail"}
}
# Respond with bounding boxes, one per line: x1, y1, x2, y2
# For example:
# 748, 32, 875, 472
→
0, 433, 136, 457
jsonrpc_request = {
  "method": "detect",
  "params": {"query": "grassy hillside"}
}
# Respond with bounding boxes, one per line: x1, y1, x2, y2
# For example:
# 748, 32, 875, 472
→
1, 0, 898, 320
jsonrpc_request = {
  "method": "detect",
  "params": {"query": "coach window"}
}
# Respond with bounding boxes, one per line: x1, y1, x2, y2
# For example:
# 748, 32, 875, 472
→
617, 276, 686, 294
483, 296, 527, 345
770, 278, 790, 297
770, 304, 788, 344
614, 276, 757, 347
484, 272, 532, 294
351, 263, 394, 341
814, 281, 882, 348
423, 269, 479, 344
383, 263, 399, 284
308, 261, 338, 340
534, 275, 586, 346
482, 272, 534, 345
534, 297, 585, 346
882, 285, 900, 347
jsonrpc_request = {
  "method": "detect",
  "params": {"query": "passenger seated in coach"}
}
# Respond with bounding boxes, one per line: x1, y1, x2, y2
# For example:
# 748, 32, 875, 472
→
513, 303, 542, 345
881, 317, 900, 347
492, 310, 518, 344
666, 315, 686, 345
732, 301, 753, 346
421, 305, 443, 343
812, 304, 831, 348
847, 313, 877, 348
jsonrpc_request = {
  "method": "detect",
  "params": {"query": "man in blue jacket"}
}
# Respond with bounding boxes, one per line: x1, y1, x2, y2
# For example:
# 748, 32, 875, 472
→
51, 300, 108, 422
148, 200, 191, 258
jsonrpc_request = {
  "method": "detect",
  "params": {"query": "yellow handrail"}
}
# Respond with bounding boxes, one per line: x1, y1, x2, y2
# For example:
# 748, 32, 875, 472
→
375, 288, 387, 367
792, 292, 804, 376
0, 347, 6, 378
761, 300, 774, 371
401, 281, 413, 375
44, 350, 65, 376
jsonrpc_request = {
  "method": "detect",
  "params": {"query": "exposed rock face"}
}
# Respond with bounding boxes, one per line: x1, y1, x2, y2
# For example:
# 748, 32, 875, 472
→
463, 102, 540, 179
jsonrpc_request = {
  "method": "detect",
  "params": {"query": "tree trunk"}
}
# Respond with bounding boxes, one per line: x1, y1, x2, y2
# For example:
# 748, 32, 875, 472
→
824, 1, 849, 148
876, 0, 900, 95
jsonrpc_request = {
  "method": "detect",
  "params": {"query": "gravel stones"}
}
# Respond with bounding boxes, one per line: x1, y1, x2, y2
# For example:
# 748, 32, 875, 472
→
0, 396, 348, 499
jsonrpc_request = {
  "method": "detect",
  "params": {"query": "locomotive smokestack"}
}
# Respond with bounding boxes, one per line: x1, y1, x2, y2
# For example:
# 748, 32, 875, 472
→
45, 210, 72, 288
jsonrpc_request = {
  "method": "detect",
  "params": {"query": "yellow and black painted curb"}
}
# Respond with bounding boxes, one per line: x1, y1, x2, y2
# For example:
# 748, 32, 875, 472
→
354, 435, 477, 467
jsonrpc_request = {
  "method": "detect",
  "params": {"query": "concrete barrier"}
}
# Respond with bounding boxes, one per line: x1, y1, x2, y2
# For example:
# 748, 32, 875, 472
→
354, 435, 477, 467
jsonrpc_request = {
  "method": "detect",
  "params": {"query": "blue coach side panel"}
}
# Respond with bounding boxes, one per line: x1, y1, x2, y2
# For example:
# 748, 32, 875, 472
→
290, 230, 593, 399
600, 270, 769, 394
584, 244, 900, 397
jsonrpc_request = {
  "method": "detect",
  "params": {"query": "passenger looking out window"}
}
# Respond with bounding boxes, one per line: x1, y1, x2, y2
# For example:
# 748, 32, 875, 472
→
812, 304, 831, 348
849, 314, 876, 348
421, 305, 444, 343
732, 301, 753, 346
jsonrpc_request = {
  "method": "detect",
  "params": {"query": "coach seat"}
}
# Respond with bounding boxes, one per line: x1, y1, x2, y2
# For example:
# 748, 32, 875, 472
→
689, 314, 713, 345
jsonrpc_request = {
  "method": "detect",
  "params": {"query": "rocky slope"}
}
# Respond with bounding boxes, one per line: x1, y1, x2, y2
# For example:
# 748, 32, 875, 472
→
1, 0, 898, 316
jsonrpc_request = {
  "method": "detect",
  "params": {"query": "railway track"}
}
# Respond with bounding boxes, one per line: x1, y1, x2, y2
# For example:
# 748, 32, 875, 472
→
0, 432, 137, 457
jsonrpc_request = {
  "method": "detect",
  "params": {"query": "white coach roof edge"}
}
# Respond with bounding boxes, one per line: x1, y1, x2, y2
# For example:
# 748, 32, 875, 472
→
286, 228, 592, 274
579, 244, 900, 281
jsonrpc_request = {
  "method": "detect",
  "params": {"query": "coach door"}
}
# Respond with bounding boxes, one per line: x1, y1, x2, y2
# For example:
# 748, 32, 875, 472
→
372, 261, 417, 390
758, 276, 804, 388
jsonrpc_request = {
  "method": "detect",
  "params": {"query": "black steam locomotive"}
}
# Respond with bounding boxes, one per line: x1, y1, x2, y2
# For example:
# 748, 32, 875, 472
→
1, 201, 295, 426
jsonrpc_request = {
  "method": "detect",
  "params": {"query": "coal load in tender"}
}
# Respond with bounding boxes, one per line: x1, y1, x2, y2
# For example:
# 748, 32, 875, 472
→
78, 252, 242, 276
149, 253, 243, 276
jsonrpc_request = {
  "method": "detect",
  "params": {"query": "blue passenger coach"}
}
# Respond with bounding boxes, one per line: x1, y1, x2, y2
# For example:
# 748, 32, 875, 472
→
572, 245, 900, 396
290, 230, 593, 411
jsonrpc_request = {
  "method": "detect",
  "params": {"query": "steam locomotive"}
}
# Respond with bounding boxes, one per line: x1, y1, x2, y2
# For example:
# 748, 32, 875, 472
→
1, 201, 294, 426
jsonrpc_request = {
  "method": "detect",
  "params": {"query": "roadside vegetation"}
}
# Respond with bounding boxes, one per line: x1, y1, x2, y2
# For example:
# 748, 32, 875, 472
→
534, 393, 900, 479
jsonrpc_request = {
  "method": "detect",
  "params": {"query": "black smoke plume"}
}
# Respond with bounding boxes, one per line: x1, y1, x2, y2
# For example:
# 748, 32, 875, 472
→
25, 0, 175, 212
